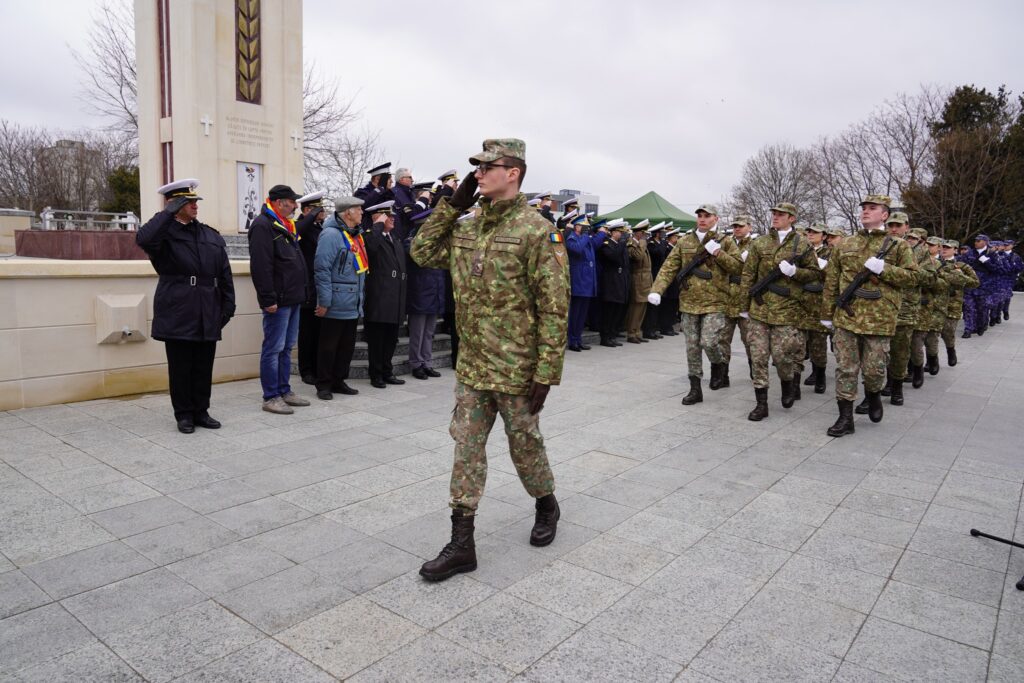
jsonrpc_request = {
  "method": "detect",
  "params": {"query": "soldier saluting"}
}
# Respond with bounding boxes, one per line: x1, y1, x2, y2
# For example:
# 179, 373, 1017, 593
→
410, 139, 569, 581
821, 195, 916, 437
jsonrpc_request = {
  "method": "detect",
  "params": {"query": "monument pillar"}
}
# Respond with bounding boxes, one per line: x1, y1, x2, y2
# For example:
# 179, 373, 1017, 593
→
136, 0, 304, 234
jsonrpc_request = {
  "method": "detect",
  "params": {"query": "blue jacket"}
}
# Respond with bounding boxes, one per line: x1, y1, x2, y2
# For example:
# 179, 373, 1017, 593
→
964, 247, 1005, 292
565, 230, 602, 298
314, 214, 366, 320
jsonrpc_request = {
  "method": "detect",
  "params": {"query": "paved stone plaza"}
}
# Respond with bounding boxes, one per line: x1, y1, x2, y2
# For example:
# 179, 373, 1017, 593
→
1, 320, 1022, 682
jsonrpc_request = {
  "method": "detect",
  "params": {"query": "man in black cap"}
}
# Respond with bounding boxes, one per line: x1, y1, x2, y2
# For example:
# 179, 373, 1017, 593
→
249, 184, 312, 414
363, 201, 408, 388
355, 163, 394, 230
296, 191, 327, 385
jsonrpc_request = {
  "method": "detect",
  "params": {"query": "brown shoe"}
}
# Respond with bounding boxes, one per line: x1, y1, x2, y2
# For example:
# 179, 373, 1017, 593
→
282, 392, 310, 407
420, 511, 477, 581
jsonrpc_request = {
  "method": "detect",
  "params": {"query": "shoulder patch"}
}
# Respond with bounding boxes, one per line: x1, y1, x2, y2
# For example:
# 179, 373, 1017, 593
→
549, 232, 564, 244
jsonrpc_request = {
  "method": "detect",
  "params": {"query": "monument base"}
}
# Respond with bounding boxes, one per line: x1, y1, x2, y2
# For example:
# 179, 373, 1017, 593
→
15, 231, 148, 260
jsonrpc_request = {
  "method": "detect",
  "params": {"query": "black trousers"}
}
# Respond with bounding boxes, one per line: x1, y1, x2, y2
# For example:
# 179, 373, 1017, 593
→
442, 311, 459, 368
297, 306, 321, 378
316, 318, 357, 391
364, 320, 399, 380
600, 302, 625, 342
164, 340, 217, 420
659, 299, 678, 332
643, 302, 660, 336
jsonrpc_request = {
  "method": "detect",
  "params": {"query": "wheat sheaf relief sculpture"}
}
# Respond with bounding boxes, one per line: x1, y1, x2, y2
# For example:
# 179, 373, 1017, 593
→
236, 0, 261, 104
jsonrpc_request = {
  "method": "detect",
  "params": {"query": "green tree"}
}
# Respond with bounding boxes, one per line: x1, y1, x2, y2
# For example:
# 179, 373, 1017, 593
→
101, 165, 140, 214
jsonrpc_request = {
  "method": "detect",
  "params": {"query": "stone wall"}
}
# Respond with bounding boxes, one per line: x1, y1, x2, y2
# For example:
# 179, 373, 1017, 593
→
0, 210, 33, 255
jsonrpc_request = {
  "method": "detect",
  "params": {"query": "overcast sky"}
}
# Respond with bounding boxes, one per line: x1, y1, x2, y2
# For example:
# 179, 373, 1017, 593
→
2, 0, 1022, 211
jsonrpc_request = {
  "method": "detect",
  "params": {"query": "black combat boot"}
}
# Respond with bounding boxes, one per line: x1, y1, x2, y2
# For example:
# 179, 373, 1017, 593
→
927, 355, 939, 376
708, 363, 724, 391
530, 493, 560, 546
867, 390, 884, 423
947, 347, 957, 366
814, 365, 827, 394
890, 379, 904, 405
911, 362, 925, 389
880, 373, 892, 396
792, 372, 802, 401
804, 367, 817, 386
748, 388, 769, 421
780, 380, 796, 409
420, 511, 477, 581
962, 331, 972, 339
720, 363, 731, 388
681, 376, 703, 405
1004, 309, 1010, 321
827, 399, 855, 437
854, 383, 871, 414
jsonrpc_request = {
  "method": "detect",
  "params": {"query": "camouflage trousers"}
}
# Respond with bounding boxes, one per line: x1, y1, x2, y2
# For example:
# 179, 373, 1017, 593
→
912, 330, 939, 362
747, 320, 805, 389
720, 316, 750, 364
625, 300, 647, 338
680, 312, 727, 378
806, 330, 830, 368
888, 324, 914, 380
833, 327, 890, 402
941, 318, 958, 350
448, 382, 554, 514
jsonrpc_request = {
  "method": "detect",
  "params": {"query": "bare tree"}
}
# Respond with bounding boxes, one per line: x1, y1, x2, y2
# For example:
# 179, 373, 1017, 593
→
731, 143, 821, 233
71, 0, 137, 136
305, 126, 385, 198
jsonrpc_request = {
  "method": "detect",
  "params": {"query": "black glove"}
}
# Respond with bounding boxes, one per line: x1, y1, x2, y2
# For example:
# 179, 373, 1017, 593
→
448, 173, 479, 211
164, 196, 190, 215
527, 381, 550, 415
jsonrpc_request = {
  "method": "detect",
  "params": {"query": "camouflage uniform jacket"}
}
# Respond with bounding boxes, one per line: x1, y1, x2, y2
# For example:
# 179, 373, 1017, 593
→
628, 238, 653, 303
798, 243, 833, 331
650, 228, 743, 314
915, 255, 944, 329
726, 235, 753, 317
943, 260, 980, 320
896, 242, 932, 326
823, 228, 917, 336
741, 229, 822, 327
410, 194, 569, 394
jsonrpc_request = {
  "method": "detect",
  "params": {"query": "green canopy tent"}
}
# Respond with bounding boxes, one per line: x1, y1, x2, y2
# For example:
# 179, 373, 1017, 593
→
597, 191, 697, 229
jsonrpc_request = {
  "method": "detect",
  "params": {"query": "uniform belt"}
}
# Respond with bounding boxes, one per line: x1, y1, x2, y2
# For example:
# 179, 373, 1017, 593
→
920, 298, 930, 305
802, 282, 824, 293
165, 275, 218, 287
729, 274, 742, 284
767, 282, 791, 297
853, 288, 881, 300
692, 268, 713, 280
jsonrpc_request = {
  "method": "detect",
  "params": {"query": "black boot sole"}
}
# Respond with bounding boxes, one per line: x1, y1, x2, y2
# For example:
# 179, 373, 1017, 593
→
419, 562, 478, 581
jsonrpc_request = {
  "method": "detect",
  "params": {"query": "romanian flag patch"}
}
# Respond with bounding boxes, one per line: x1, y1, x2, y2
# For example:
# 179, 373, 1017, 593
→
549, 232, 564, 243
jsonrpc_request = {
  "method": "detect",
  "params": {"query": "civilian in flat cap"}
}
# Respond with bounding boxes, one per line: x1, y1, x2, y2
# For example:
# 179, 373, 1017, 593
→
296, 191, 327, 385
137, 179, 235, 433
940, 240, 979, 366
313, 196, 367, 400
362, 201, 408, 388
355, 163, 395, 231
411, 138, 569, 581
248, 184, 311, 414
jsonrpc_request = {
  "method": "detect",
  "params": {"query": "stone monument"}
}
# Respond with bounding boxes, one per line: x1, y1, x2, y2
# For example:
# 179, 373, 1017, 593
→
135, 0, 303, 234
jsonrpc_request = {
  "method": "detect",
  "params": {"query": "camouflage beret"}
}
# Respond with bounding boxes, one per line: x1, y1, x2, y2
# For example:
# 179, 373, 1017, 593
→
860, 194, 892, 208
730, 215, 753, 227
771, 202, 798, 217
926, 236, 943, 246
826, 227, 846, 237
943, 240, 959, 248
886, 211, 909, 225
909, 227, 928, 239
469, 138, 526, 164
695, 203, 720, 216
807, 223, 827, 233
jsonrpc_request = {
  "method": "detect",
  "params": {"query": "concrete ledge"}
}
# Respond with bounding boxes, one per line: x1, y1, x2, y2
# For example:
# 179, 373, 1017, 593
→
0, 259, 251, 279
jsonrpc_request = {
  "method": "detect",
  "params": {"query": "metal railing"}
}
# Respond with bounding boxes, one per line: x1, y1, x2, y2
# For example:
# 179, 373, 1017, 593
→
33, 208, 139, 231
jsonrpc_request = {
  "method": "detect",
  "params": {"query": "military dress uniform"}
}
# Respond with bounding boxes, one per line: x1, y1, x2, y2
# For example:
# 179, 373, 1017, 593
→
941, 242, 979, 365
822, 195, 916, 437
625, 223, 653, 343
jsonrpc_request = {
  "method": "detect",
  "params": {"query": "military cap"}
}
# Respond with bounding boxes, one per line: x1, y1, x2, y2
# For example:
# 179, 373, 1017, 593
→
909, 227, 928, 239
771, 202, 798, 217
297, 190, 325, 208
807, 223, 827, 233
591, 218, 609, 231
973, 234, 990, 242
650, 222, 666, 232
561, 197, 579, 209
468, 138, 526, 164
942, 240, 959, 248
572, 214, 590, 226
860, 194, 892, 208
534, 191, 552, 200
827, 227, 846, 237
268, 184, 301, 201
695, 203, 720, 216
334, 196, 364, 211
366, 200, 395, 215
411, 181, 434, 191
886, 211, 909, 225
157, 178, 202, 200
561, 209, 580, 223
633, 219, 650, 231
926, 236, 943, 246
367, 162, 392, 176
527, 197, 543, 206
437, 169, 458, 182
605, 219, 628, 230
411, 208, 433, 223
664, 228, 681, 237
730, 215, 753, 227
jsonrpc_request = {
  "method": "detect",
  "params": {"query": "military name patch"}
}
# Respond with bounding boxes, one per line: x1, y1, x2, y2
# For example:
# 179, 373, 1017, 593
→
493, 236, 522, 245
549, 232, 564, 244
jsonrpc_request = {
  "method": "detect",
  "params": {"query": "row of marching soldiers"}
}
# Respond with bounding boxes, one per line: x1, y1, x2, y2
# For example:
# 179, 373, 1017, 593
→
544, 195, 1012, 438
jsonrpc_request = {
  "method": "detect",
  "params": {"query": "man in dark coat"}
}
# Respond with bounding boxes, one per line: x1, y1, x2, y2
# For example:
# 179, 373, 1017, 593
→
363, 200, 408, 388
405, 208, 446, 379
393, 174, 432, 244
643, 222, 669, 339
431, 169, 458, 208
355, 162, 395, 231
296, 191, 327, 385
248, 184, 311, 414
597, 220, 630, 347
136, 178, 235, 434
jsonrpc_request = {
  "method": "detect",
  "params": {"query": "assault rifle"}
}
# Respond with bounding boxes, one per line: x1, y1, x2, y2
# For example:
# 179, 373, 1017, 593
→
674, 238, 716, 290
835, 236, 898, 318
748, 239, 812, 306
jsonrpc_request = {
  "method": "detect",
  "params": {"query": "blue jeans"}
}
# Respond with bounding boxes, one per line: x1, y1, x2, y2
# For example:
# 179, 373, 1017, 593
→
260, 305, 300, 400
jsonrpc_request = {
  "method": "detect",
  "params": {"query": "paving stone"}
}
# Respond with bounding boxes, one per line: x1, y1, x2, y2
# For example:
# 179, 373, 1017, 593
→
22, 541, 155, 600
365, 570, 495, 628
768, 554, 887, 614
582, 476, 672, 509
303, 537, 422, 594
276, 596, 424, 679
166, 540, 293, 596
769, 475, 854, 505
61, 568, 206, 636
251, 515, 365, 563
607, 511, 708, 554
989, 652, 1024, 683
717, 506, 818, 551
349, 632, 513, 683
274, 477, 372, 513
216, 565, 353, 634
921, 502, 1016, 539
107, 600, 262, 682
521, 628, 682, 682
685, 532, 791, 582
680, 475, 763, 509
122, 517, 240, 565
872, 580, 997, 650
0, 570, 50, 619
892, 550, 1005, 608
790, 461, 867, 487
10, 641, 142, 682
207, 496, 312, 537
87, 496, 197, 538
556, 494, 636, 532
615, 462, 699, 491
174, 638, 335, 682
821, 507, 917, 548
846, 616, 988, 681
831, 661, 894, 682
58, 479, 161, 515
840, 489, 928, 524
547, 463, 613, 493
436, 593, 580, 673
135, 462, 226, 495
169, 479, 264, 515
562, 533, 676, 585
0, 604, 97, 676
689, 620, 841, 682
0, 513, 114, 567
993, 607, 1024, 662
909, 523, 1010, 572
646, 491, 736, 529
933, 470, 1023, 516
799, 528, 904, 577
468, 534, 563, 590
507, 560, 633, 623
339, 463, 427, 494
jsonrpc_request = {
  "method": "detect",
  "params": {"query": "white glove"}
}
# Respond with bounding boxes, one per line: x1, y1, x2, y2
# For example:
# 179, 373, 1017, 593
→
740, 249, 749, 262
779, 260, 797, 277
979, 255, 990, 263
817, 257, 828, 269
864, 256, 885, 275
820, 320, 833, 329
647, 292, 661, 306
739, 311, 750, 319
704, 239, 721, 255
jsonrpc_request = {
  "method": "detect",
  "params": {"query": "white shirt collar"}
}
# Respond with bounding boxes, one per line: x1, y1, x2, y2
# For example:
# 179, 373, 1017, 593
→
776, 228, 792, 243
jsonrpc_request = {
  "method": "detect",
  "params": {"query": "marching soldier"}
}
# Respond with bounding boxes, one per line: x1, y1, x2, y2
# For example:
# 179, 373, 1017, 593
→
648, 204, 742, 404
800, 223, 832, 394
822, 195, 916, 437
722, 215, 755, 383
625, 220, 653, 343
906, 228, 940, 386
940, 240, 980, 365
739, 203, 821, 421
917, 236, 965, 375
